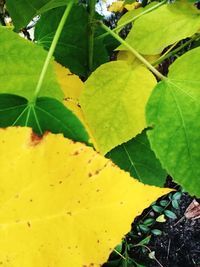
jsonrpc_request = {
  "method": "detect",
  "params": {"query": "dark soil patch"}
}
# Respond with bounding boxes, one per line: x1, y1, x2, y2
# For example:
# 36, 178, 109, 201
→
147, 193, 200, 267
128, 177, 200, 267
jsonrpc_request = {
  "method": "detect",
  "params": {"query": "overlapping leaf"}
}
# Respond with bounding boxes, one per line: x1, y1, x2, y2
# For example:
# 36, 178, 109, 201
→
0, 94, 89, 143
35, 5, 88, 77
0, 26, 63, 101
118, 2, 200, 54
146, 47, 200, 196
107, 130, 167, 186
80, 60, 156, 154
6, 0, 74, 31
0, 27, 89, 143
35, 6, 110, 77
0, 127, 171, 267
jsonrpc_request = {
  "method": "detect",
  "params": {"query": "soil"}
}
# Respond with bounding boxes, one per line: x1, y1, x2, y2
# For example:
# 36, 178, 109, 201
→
147, 193, 200, 267
128, 177, 200, 267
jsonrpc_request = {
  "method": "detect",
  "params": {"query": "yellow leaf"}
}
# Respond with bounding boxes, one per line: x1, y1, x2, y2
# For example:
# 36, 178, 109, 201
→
108, 1, 124, 12
156, 214, 166, 223
117, 51, 160, 67
54, 62, 98, 149
124, 2, 141, 11
80, 61, 157, 154
0, 127, 171, 267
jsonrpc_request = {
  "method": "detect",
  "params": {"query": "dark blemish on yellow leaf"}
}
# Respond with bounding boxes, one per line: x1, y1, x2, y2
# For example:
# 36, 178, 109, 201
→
49, 184, 54, 187
97, 240, 100, 243
66, 211, 72, 216
59, 181, 63, 184
27, 222, 31, 227
15, 194, 19, 198
96, 189, 100, 192
77, 200, 81, 204
73, 151, 79, 156
67, 73, 73, 76
30, 132, 43, 146
88, 159, 92, 163
88, 173, 92, 177
30, 199, 33, 202
120, 201, 124, 205
0, 261, 3, 264
67, 246, 71, 249
95, 170, 100, 175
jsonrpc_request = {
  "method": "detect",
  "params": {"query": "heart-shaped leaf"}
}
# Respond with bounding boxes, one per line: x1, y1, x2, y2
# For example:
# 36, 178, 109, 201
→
0, 127, 171, 267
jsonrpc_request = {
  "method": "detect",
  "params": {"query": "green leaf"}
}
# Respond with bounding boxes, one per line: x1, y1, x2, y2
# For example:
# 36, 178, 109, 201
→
159, 200, 169, 207
107, 130, 167, 186
172, 192, 182, 201
164, 210, 177, 220
172, 199, 179, 209
35, 5, 88, 77
35, 6, 110, 77
139, 224, 150, 233
143, 218, 155, 226
118, 2, 200, 54
116, 2, 156, 34
6, 0, 74, 31
0, 94, 89, 143
0, 26, 63, 101
151, 229, 162, 236
152, 205, 163, 213
80, 61, 156, 154
146, 47, 200, 196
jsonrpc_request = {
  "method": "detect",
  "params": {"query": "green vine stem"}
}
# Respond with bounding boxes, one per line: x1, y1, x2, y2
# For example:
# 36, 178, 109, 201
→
31, 0, 74, 103
88, 0, 96, 75
96, 0, 167, 41
99, 21, 166, 80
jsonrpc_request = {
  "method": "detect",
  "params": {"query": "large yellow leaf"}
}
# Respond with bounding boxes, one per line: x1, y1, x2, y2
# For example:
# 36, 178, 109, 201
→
80, 60, 157, 154
0, 127, 170, 267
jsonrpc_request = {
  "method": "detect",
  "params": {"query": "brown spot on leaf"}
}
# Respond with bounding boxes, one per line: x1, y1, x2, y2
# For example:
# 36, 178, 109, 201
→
30, 132, 45, 146
88, 173, 92, 177
27, 221, 31, 227
66, 211, 72, 216
59, 181, 63, 184
73, 151, 79, 156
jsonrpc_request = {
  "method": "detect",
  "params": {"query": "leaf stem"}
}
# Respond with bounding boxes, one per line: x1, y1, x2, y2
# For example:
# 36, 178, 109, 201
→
99, 21, 166, 80
32, 1, 74, 103
88, 0, 96, 75
96, 0, 167, 40
152, 34, 200, 66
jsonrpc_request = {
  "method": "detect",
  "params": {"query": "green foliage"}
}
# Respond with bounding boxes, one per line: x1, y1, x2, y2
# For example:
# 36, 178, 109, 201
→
146, 47, 200, 196
118, 1, 200, 54
0, 94, 89, 142
6, 0, 73, 31
1, 0, 200, 265
107, 130, 167, 186
0, 26, 63, 100
35, 5, 88, 77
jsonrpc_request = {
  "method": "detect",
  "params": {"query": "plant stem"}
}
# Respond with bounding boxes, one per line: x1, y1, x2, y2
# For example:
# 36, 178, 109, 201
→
32, 1, 74, 103
99, 21, 166, 80
152, 34, 200, 66
88, 0, 96, 75
96, 0, 167, 40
